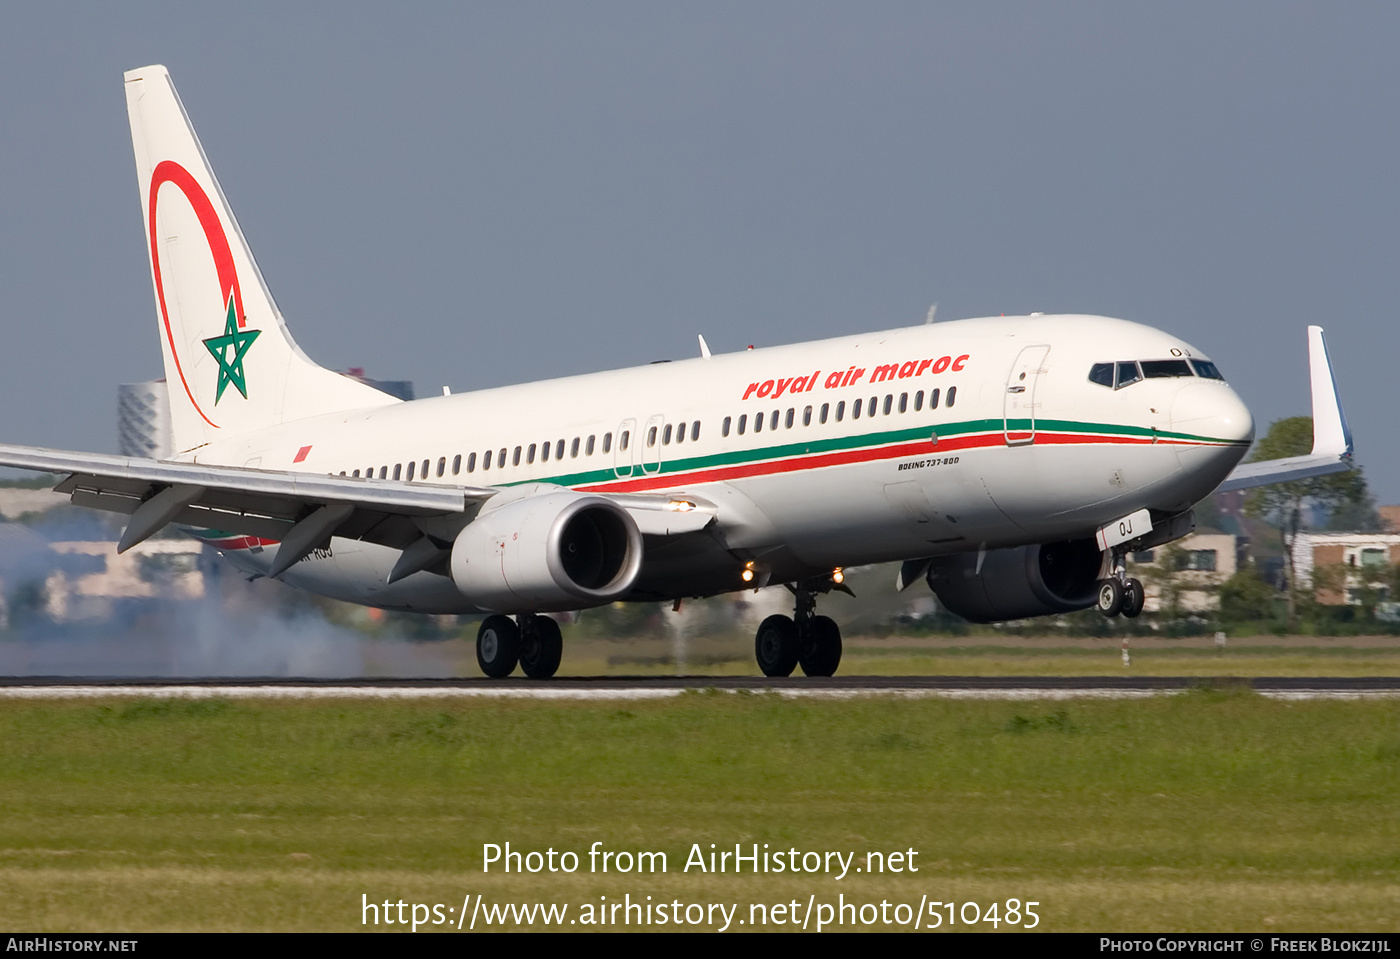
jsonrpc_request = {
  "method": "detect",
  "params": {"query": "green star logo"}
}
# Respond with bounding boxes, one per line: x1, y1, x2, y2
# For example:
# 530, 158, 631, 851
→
202, 294, 261, 403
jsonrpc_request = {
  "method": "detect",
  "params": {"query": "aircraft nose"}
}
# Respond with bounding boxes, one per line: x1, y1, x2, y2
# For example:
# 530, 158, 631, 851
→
1170, 381, 1255, 501
1171, 381, 1254, 445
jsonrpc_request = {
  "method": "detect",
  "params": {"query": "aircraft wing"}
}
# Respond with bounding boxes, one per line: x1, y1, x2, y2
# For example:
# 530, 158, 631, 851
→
1216, 325, 1354, 493
0, 443, 497, 576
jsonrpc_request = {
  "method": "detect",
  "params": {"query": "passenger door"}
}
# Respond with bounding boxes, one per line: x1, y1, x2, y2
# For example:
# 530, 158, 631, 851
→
1004, 345, 1051, 445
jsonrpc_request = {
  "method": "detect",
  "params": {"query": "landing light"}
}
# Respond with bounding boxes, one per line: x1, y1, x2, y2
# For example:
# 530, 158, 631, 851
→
832, 568, 845, 584
741, 561, 755, 583
666, 499, 696, 512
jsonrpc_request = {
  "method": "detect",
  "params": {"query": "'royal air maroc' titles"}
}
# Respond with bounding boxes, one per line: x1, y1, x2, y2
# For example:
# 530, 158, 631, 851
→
741, 353, 971, 400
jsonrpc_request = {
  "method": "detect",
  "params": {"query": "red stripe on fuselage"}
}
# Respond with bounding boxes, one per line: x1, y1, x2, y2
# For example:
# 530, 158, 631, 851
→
577, 430, 1226, 495
203, 535, 278, 551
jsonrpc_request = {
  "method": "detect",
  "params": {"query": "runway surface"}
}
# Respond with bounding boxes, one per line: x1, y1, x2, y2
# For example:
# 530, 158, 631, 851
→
0, 676, 1397, 699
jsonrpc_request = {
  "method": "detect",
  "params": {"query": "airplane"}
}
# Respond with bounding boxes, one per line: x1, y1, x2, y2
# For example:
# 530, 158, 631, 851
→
0, 65, 1355, 680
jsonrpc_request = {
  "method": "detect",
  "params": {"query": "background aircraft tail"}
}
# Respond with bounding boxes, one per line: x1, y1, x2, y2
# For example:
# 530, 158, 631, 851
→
124, 65, 398, 456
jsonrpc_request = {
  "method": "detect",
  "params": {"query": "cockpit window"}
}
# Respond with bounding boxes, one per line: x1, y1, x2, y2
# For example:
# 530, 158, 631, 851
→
1141, 359, 1193, 378
1095, 358, 1209, 389
1191, 359, 1225, 380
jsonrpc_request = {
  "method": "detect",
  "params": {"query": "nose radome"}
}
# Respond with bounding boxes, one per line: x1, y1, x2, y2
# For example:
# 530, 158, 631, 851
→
1171, 382, 1254, 445
1170, 382, 1256, 505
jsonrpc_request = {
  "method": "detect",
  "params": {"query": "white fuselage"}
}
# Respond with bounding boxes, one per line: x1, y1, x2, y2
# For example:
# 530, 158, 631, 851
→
184, 314, 1253, 613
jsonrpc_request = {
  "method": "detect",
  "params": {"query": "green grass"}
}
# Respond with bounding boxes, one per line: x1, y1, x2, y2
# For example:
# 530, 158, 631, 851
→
0, 692, 1396, 931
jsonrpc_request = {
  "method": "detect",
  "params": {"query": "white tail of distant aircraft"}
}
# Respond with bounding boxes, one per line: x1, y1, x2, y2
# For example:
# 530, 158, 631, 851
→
0, 65, 1357, 680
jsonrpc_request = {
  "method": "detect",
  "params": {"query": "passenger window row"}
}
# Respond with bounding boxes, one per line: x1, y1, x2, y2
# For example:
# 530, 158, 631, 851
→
331, 380, 966, 481
718, 387, 955, 437
646, 421, 702, 448
338, 421, 702, 480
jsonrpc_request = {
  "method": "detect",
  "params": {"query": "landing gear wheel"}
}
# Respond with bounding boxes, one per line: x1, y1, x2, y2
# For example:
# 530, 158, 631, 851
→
1096, 578, 1125, 618
1122, 578, 1145, 619
519, 615, 563, 680
755, 614, 799, 677
799, 615, 842, 677
476, 615, 520, 678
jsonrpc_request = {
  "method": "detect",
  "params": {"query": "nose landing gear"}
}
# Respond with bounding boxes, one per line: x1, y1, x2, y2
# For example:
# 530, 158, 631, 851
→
1096, 578, 1125, 617
1122, 578, 1145, 618
1096, 550, 1144, 619
754, 580, 844, 677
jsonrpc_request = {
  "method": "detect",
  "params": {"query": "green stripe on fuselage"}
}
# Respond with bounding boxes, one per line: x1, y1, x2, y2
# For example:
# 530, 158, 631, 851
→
503, 417, 1243, 490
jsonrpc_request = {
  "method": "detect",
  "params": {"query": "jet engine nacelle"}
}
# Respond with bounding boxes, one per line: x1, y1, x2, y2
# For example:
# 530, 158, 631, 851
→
925, 538, 1103, 623
451, 490, 644, 612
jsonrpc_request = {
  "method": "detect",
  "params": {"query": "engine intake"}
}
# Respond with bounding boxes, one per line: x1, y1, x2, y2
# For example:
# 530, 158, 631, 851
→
925, 538, 1103, 623
451, 490, 643, 612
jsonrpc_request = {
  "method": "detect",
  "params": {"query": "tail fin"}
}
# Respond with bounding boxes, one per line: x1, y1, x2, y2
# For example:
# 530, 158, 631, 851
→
124, 65, 397, 455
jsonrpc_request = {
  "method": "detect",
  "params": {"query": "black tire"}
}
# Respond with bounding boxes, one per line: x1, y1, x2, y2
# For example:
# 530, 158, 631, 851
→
519, 615, 563, 680
477, 615, 520, 678
1096, 578, 1124, 617
799, 615, 843, 677
755, 614, 799, 677
1122, 578, 1145, 618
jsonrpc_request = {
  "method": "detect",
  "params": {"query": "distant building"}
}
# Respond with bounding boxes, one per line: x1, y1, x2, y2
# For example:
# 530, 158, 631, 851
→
117, 380, 172, 459
44, 539, 205, 622
0, 487, 69, 520
0, 523, 58, 630
1378, 505, 1400, 532
341, 368, 414, 401
0, 524, 207, 628
1128, 533, 1239, 612
1291, 531, 1400, 605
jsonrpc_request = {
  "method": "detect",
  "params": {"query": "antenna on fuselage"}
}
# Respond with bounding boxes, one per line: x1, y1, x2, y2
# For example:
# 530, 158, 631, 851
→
698, 334, 712, 359
925, 303, 938, 325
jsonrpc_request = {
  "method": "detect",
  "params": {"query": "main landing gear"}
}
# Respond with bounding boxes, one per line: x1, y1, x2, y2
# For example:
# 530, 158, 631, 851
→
476, 614, 563, 679
755, 582, 843, 678
1096, 551, 1144, 619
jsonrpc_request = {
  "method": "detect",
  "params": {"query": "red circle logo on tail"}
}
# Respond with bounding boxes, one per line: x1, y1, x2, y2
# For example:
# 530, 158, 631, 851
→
147, 160, 248, 428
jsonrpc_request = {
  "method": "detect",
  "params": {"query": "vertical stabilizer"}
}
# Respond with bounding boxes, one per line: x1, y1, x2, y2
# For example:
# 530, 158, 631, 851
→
124, 65, 398, 456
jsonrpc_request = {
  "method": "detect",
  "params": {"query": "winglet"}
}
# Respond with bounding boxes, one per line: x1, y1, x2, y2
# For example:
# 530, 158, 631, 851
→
1307, 325, 1352, 460
1216, 326, 1354, 492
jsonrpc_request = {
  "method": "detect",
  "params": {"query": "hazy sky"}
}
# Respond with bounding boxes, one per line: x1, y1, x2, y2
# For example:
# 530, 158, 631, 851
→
2, 4, 1397, 499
